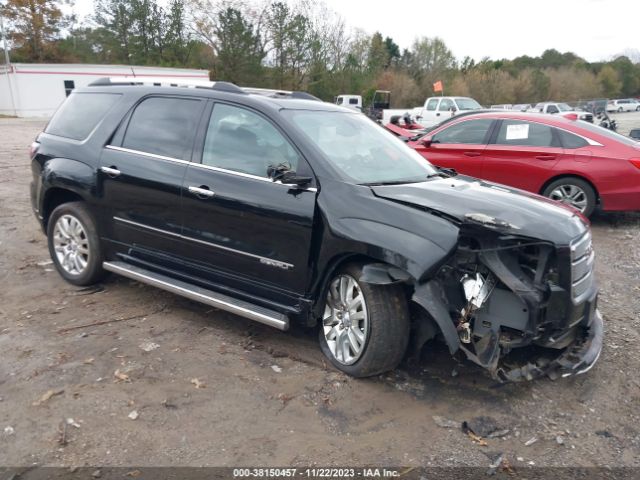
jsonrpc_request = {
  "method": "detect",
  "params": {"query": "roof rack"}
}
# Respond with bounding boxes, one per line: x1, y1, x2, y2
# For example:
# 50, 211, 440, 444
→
88, 77, 322, 101
89, 77, 246, 94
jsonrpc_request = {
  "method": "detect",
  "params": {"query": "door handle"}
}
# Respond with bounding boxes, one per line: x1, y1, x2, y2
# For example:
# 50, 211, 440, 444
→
436, 113, 441, 116
535, 155, 556, 161
188, 185, 215, 198
100, 166, 121, 177
463, 151, 481, 157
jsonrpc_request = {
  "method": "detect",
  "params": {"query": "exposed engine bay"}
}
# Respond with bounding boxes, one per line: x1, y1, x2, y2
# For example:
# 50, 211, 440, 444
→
411, 224, 602, 382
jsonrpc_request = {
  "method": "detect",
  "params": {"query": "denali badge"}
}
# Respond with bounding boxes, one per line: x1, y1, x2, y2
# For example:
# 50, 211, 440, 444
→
260, 258, 292, 270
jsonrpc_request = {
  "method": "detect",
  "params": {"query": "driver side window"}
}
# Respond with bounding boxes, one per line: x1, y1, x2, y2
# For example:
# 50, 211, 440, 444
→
438, 99, 454, 111
426, 99, 438, 111
432, 119, 493, 145
202, 104, 300, 178
547, 105, 559, 114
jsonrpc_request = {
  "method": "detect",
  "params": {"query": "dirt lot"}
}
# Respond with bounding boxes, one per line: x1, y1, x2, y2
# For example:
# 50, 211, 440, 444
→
1, 117, 639, 470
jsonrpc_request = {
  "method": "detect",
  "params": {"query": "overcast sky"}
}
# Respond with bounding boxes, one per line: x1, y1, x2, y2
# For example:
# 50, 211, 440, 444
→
72, 0, 639, 62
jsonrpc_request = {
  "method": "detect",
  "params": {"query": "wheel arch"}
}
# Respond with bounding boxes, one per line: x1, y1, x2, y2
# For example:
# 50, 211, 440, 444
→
42, 187, 86, 228
539, 174, 600, 202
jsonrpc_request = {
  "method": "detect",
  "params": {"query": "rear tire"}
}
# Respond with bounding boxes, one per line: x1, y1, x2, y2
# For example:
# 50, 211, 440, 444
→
542, 177, 597, 218
318, 264, 410, 377
47, 202, 106, 286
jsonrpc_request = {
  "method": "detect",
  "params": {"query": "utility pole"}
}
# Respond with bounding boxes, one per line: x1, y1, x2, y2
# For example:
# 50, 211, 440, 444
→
0, 11, 17, 116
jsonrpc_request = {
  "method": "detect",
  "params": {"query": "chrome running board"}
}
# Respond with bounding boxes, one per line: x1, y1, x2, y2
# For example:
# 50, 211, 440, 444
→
103, 261, 289, 330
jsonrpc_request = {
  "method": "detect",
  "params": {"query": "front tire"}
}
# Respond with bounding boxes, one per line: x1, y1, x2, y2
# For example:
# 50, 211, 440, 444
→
47, 202, 106, 286
319, 264, 410, 377
542, 177, 597, 217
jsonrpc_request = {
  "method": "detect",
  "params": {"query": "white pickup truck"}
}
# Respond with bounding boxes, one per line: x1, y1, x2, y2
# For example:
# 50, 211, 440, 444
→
527, 102, 594, 123
382, 96, 483, 127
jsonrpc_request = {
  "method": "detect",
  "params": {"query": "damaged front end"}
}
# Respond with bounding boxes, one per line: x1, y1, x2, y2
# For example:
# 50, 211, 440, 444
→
413, 218, 603, 382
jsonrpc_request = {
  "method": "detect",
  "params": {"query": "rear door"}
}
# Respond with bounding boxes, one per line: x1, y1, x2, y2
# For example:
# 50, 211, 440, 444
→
418, 98, 440, 126
482, 119, 562, 192
99, 95, 206, 264
179, 101, 317, 300
415, 118, 494, 178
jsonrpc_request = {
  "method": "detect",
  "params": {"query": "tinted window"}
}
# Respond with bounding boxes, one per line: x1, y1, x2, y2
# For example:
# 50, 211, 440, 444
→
202, 104, 300, 178
557, 129, 588, 148
438, 99, 454, 111
495, 120, 558, 147
122, 97, 202, 160
432, 119, 493, 145
547, 105, 559, 114
349, 98, 359, 105
426, 99, 438, 111
46, 93, 121, 140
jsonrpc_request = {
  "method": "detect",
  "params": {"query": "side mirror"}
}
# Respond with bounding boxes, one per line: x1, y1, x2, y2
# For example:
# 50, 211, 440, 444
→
420, 136, 433, 147
278, 170, 313, 187
450, 106, 457, 112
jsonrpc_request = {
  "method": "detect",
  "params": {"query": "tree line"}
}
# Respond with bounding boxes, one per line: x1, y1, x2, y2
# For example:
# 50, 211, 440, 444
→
2, 0, 639, 106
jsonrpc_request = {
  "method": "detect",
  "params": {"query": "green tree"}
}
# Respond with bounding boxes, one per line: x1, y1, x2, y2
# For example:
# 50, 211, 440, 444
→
406, 36, 456, 83
597, 65, 622, 98
213, 7, 264, 85
2, 0, 71, 61
366, 32, 388, 73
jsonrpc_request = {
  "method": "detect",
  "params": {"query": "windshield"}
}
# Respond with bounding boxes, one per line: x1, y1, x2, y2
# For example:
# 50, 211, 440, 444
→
557, 103, 573, 112
283, 110, 437, 184
455, 98, 482, 110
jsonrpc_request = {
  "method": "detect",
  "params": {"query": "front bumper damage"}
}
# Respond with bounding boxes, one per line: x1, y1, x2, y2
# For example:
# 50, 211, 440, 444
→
411, 225, 604, 383
493, 305, 603, 382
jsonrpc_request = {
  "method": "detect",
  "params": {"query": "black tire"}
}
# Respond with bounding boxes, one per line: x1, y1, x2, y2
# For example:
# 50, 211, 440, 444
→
318, 263, 410, 377
47, 201, 106, 286
542, 177, 597, 218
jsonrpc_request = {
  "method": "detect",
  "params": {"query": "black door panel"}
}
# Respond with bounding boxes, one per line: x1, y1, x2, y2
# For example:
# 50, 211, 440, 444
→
181, 165, 316, 294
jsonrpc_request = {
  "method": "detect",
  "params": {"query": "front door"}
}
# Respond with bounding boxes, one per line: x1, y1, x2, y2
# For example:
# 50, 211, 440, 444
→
416, 118, 494, 178
99, 95, 206, 264
482, 119, 561, 192
179, 102, 317, 301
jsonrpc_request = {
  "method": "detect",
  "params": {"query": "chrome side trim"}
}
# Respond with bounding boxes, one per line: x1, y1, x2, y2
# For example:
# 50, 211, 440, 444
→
113, 216, 294, 270
103, 261, 289, 330
105, 145, 191, 165
104, 145, 318, 192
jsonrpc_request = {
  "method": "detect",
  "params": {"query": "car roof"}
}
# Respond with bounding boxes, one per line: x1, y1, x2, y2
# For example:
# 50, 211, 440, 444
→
437, 110, 585, 127
79, 77, 349, 113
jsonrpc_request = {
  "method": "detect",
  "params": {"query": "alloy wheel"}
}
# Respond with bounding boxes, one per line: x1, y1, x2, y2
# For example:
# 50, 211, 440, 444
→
322, 274, 369, 365
549, 184, 588, 212
52, 214, 90, 275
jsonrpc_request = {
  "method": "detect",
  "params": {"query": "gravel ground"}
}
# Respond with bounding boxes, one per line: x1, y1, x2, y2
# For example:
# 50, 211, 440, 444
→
0, 117, 639, 470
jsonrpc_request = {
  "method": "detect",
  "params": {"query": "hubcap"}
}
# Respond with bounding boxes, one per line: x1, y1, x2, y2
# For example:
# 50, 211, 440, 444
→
322, 274, 368, 365
549, 184, 588, 212
52, 214, 90, 275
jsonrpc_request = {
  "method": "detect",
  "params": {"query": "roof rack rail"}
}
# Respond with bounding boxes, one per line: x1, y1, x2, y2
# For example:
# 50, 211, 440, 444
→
88, 77, 320, 101
242, 87, 322, 102
88, 77, 246, 94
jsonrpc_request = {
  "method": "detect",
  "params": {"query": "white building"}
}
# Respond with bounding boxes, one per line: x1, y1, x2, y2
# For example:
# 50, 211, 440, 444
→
0, 63, 210, 117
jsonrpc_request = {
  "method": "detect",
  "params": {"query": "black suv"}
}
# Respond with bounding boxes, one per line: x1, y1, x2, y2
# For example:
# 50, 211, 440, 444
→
30, 78, 603, 381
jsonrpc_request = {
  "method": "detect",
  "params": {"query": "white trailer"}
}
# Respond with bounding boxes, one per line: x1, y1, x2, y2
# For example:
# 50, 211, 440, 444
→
0, 63, 210, 118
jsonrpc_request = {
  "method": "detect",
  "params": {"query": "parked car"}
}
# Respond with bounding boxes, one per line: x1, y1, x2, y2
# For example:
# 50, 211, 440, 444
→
383, 96, 483, 127
30, 78, 602, 382
335, 94, 362, 112
606, 99, 640, 112
407, 111, 640, 217
490, 104, 512, 110
529, 102, 594, 123
511, 104, 532, 112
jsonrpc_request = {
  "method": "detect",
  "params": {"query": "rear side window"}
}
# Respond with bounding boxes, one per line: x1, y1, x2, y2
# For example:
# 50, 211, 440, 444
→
494, 120, 559, 147
432, 119, 493, 145
46, 93, 121, 140
122, 97, 203, 160
349, 98, 359, 105
426, 99, 438, 111
557, 129, 589, 148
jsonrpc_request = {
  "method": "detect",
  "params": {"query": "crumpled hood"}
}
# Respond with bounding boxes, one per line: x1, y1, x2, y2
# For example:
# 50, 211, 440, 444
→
370, 176, 588, 244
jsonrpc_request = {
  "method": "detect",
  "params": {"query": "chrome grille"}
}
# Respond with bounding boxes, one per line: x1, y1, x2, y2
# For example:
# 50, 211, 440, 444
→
570, 231, 594, 299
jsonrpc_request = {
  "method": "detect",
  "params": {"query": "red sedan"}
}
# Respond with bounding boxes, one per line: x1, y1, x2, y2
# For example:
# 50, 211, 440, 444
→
399, 112, 640, 217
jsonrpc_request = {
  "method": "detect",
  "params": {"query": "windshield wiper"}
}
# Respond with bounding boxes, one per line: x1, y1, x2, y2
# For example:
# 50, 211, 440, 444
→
361, 177, 434, 186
